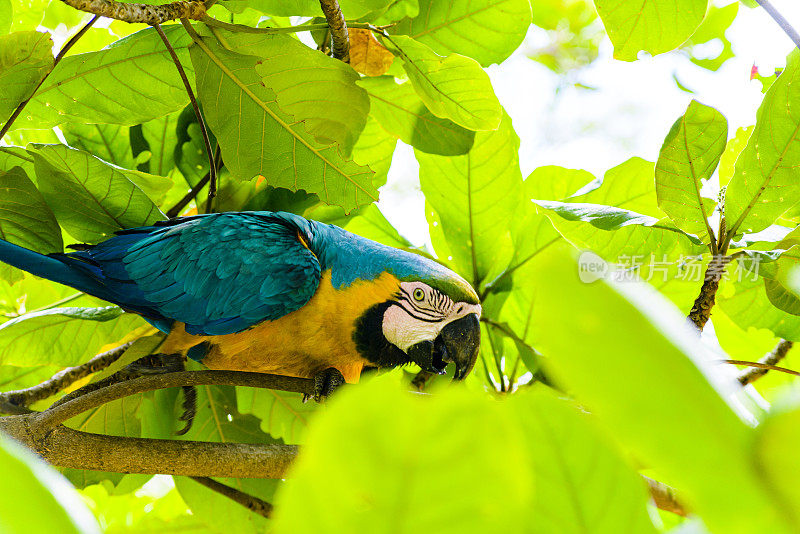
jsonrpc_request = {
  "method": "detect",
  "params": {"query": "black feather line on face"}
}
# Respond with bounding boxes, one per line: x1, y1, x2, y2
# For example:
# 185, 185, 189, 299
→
353, 301, 410, 368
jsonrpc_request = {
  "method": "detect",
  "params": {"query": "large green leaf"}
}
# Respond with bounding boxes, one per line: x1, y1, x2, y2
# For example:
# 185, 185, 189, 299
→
593, 0, 707, 61
274, 378, 656, 533
718, 277, 800, 342
0, 306, 145, 367
0, 166, 62, 283
237, 0, 392, 18
16, 26, 191, 130
190, 32, 376, 212
516, 389, 656, 534
140, 110, 181, 176
0, 0, 11, 34
655, 100, 726, 241
417, 112, 521, 287
387, 34, 502, 131
530, 247, 796, 533
726, 50, 800, 235
0, 30, 53, 123
571, 157, 661, 217
391, 0, 532, 66
221, 30, 370, 156
31, 144, 166, 242
359, 76, 474, 156
350, 115, 397, 189
0, 433, 101, 533
60, 123, 137, 170
754, 395, 800, 520
535, 200, 704, 264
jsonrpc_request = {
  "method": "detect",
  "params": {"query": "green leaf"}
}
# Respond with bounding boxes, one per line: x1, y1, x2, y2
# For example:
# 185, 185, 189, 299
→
31, 144, 166, 242
221, 31, 370, 156
351, 115, 397, 189
535, 200, 704, 261
726, 50, 800, 235
593, 0, 707, 61
174, 476, 274, 534
754, 394, 800, 517
0, 433, 100, 533
17, 26, 191, 130
530, 247, 795, 533
0, 30, 53, 124
0, 146, 34, 178
236, 387, 317, 443
683, 3, 738, 71
190, 33, 376, 212
0, 306, 145, 366
0, 166, 62, 283
571, 157, 661, 217
515, 389, 657, 534
655, 100, 727, 240
0, 0, 11, 34
719, 277, 800, 342
525, 165, 597, 201
59, 123, 137, 170
359, 76, 474, 155
418, 112, 521, 287
272, 378, 535, 533
718, 126, 752, 187
388, 34, 502, 131
140, 110, 181, 176
240, 0, 391, 18
391, 0, 532, 66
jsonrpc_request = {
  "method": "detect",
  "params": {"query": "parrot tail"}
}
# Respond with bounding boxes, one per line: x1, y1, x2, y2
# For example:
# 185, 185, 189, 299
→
0, 239, 112, 301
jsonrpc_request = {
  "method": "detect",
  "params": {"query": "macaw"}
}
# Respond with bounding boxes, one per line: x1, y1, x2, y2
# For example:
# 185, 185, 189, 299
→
0, 211, 481, 397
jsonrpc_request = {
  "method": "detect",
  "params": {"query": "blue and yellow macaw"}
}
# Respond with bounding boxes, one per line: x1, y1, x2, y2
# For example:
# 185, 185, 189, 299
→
0, 211, 481, 395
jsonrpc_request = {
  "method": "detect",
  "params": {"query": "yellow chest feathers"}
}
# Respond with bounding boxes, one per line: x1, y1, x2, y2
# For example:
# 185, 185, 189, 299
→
161, 270, 401, 382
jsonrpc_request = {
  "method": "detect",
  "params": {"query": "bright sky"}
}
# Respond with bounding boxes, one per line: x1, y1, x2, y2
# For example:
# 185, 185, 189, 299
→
378, 0, 800, 247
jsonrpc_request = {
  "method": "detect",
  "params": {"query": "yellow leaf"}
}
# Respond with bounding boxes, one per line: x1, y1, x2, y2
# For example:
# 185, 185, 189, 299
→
349, 29, 393, 76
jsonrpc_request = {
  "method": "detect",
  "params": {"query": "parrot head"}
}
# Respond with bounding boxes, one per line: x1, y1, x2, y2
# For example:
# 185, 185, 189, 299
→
381, 279, 481, 380
351, 257, 481, 381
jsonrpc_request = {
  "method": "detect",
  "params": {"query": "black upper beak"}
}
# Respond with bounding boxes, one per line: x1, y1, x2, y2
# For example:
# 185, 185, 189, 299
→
406, 313, 481, 381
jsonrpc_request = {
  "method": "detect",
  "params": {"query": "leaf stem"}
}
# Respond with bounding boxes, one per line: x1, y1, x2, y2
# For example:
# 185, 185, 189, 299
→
154, 22, 217, 211
733, 339, 795, 385
0, 15, 99, 140
199, 15, 382, 35
189, 477, 273, 517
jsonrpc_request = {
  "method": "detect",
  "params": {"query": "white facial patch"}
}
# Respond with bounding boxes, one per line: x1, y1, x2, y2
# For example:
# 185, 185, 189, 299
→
382, 281, 482, 352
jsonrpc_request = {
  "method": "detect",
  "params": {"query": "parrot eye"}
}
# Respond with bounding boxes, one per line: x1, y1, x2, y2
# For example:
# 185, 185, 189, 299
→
412, 288, 425, 301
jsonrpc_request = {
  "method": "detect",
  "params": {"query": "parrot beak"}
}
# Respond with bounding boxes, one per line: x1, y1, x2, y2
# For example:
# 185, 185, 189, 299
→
406, 313, 480, 380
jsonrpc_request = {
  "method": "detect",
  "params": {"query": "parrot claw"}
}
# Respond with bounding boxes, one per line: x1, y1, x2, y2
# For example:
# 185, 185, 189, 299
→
304, 367, 346, 403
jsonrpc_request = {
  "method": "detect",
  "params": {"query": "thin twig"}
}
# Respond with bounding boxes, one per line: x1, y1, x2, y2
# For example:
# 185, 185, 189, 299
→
36, 370, 315, 431
154, 22, 217, 213
737, 339, 795, 385
58, 0, 204, 24
720, 357, 800, 382
755, 0, 800, 50
318, 0, 350, 62
0, 342, 132, 413
190, 477, 273, 517
199, 16, 381, 35
644, 475, 687, 517
0, 15, 99, 140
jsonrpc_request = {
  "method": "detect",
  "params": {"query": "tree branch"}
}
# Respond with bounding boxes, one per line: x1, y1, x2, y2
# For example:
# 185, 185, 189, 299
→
189, 477, 273, 517
728, 338, 797, 385
318, 0, 350, 62
688, 255, 730, 331
0, 342, 133, 413
0, 15, 99, 140
0, 414, 297, 477
35, 370, 315, 431
644, 475, 688, 517
755, 0, 800, 50
59, 0, 204, 24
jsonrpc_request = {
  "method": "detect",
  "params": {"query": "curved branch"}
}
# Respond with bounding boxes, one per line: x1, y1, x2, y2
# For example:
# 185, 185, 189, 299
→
0, 342, 132, 412
0, 414, 297, 478
318, 0, 350, 62
755, 0, 800, 50
59, 0, 205, 24
36, 370, 315, 431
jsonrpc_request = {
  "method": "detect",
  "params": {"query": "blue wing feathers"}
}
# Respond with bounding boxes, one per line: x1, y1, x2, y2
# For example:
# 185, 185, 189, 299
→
0, 212, 322, 336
